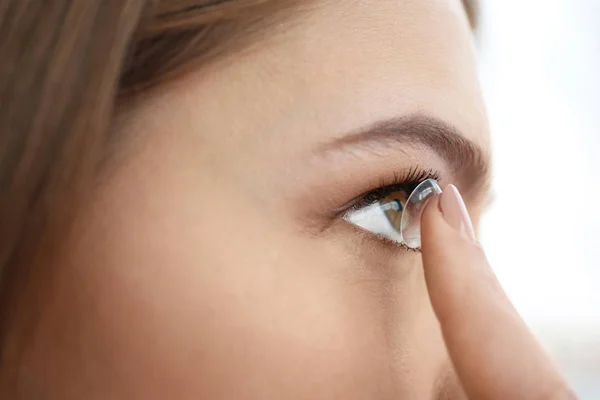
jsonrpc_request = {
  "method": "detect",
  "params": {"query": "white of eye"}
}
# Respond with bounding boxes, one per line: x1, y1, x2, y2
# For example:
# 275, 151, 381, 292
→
343, 202, 403, 243
342, 179, 443, 249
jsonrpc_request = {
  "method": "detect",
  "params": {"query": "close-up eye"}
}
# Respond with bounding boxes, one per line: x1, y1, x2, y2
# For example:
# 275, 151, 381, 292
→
343, 174, 442, 249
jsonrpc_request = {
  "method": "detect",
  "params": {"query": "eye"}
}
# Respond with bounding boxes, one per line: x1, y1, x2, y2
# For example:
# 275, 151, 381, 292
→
343, 189, 410, 244
342, 170, 442, 248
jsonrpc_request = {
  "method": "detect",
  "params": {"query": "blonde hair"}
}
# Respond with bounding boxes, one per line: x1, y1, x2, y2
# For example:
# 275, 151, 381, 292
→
0, 1, 289, 390
0, 0, 478, 393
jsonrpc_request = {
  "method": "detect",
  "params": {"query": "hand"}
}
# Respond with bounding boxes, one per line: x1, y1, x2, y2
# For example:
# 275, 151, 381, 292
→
420, 185, 577, 400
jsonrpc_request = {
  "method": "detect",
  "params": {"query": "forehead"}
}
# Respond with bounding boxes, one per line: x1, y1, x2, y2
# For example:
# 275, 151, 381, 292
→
150, 0, 488, 160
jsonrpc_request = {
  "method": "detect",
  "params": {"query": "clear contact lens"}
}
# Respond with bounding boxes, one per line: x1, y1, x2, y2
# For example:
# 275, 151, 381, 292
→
398, 178, 442, 249
343, 178, 442, 249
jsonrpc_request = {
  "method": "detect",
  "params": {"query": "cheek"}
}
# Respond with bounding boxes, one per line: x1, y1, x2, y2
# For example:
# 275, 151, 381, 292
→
25, 151, 448, 399
30, 171, 395, 398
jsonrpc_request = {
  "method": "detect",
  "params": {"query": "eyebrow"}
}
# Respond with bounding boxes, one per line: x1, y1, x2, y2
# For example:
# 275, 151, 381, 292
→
317, 114, 491, 193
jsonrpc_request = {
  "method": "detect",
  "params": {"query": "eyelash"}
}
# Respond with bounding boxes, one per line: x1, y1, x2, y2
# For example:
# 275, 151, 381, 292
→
343, 166, 440, 214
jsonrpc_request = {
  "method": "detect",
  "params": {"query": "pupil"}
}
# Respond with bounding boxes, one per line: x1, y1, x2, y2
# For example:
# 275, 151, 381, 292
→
393, 199, 404, 213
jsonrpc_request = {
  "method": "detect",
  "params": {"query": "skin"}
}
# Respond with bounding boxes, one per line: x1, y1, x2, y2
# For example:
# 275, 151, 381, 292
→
421, 186, 575, 399
10, 0, 572, 399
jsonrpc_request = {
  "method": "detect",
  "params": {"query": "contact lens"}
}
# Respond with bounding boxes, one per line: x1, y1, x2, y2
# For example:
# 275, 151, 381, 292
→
397, 178, 442, 249
344, 178, 442, 249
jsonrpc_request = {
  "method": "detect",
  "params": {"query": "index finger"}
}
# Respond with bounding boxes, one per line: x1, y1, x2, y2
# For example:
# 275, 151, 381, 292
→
420, 185, 576, 400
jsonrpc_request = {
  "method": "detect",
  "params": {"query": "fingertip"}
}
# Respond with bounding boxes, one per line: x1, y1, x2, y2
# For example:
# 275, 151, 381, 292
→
419, 193, 455, 287
420, 193, 455, 258
420, 194, 443, 245
420, 185, 478, 259
418, 188, 571, 400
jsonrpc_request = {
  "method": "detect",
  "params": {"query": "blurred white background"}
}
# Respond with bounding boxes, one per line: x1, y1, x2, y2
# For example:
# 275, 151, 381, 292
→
478, 0, 600, 397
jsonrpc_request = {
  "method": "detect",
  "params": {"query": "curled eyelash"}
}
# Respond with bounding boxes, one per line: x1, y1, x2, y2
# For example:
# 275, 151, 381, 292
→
347, 167, 440, 213
390, 166, 440, 188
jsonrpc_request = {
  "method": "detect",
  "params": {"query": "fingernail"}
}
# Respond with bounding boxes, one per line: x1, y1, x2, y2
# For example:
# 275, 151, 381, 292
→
440, 185, 476, 242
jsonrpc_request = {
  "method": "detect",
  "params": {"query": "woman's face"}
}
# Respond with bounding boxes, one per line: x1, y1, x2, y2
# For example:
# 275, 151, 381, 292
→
30, 0, 490, 398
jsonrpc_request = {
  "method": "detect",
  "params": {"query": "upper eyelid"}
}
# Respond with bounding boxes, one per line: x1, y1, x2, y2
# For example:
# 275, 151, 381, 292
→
293, 147, 450, 234
344, 184, 410, 213
331, 182, 410, 218
337, 169, 440, 217
313, 114, 490, 198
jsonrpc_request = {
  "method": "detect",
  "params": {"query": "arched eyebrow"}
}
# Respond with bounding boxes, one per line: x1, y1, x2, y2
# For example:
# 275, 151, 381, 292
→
315, 114, 491, 195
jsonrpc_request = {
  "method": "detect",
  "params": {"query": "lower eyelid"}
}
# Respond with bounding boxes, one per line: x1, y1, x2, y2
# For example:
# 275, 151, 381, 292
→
342, 220, 418, 254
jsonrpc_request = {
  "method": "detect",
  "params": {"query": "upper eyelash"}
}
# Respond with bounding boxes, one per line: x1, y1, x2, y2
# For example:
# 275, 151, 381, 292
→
382, 166, 440, 188
346, 167, 440, 213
